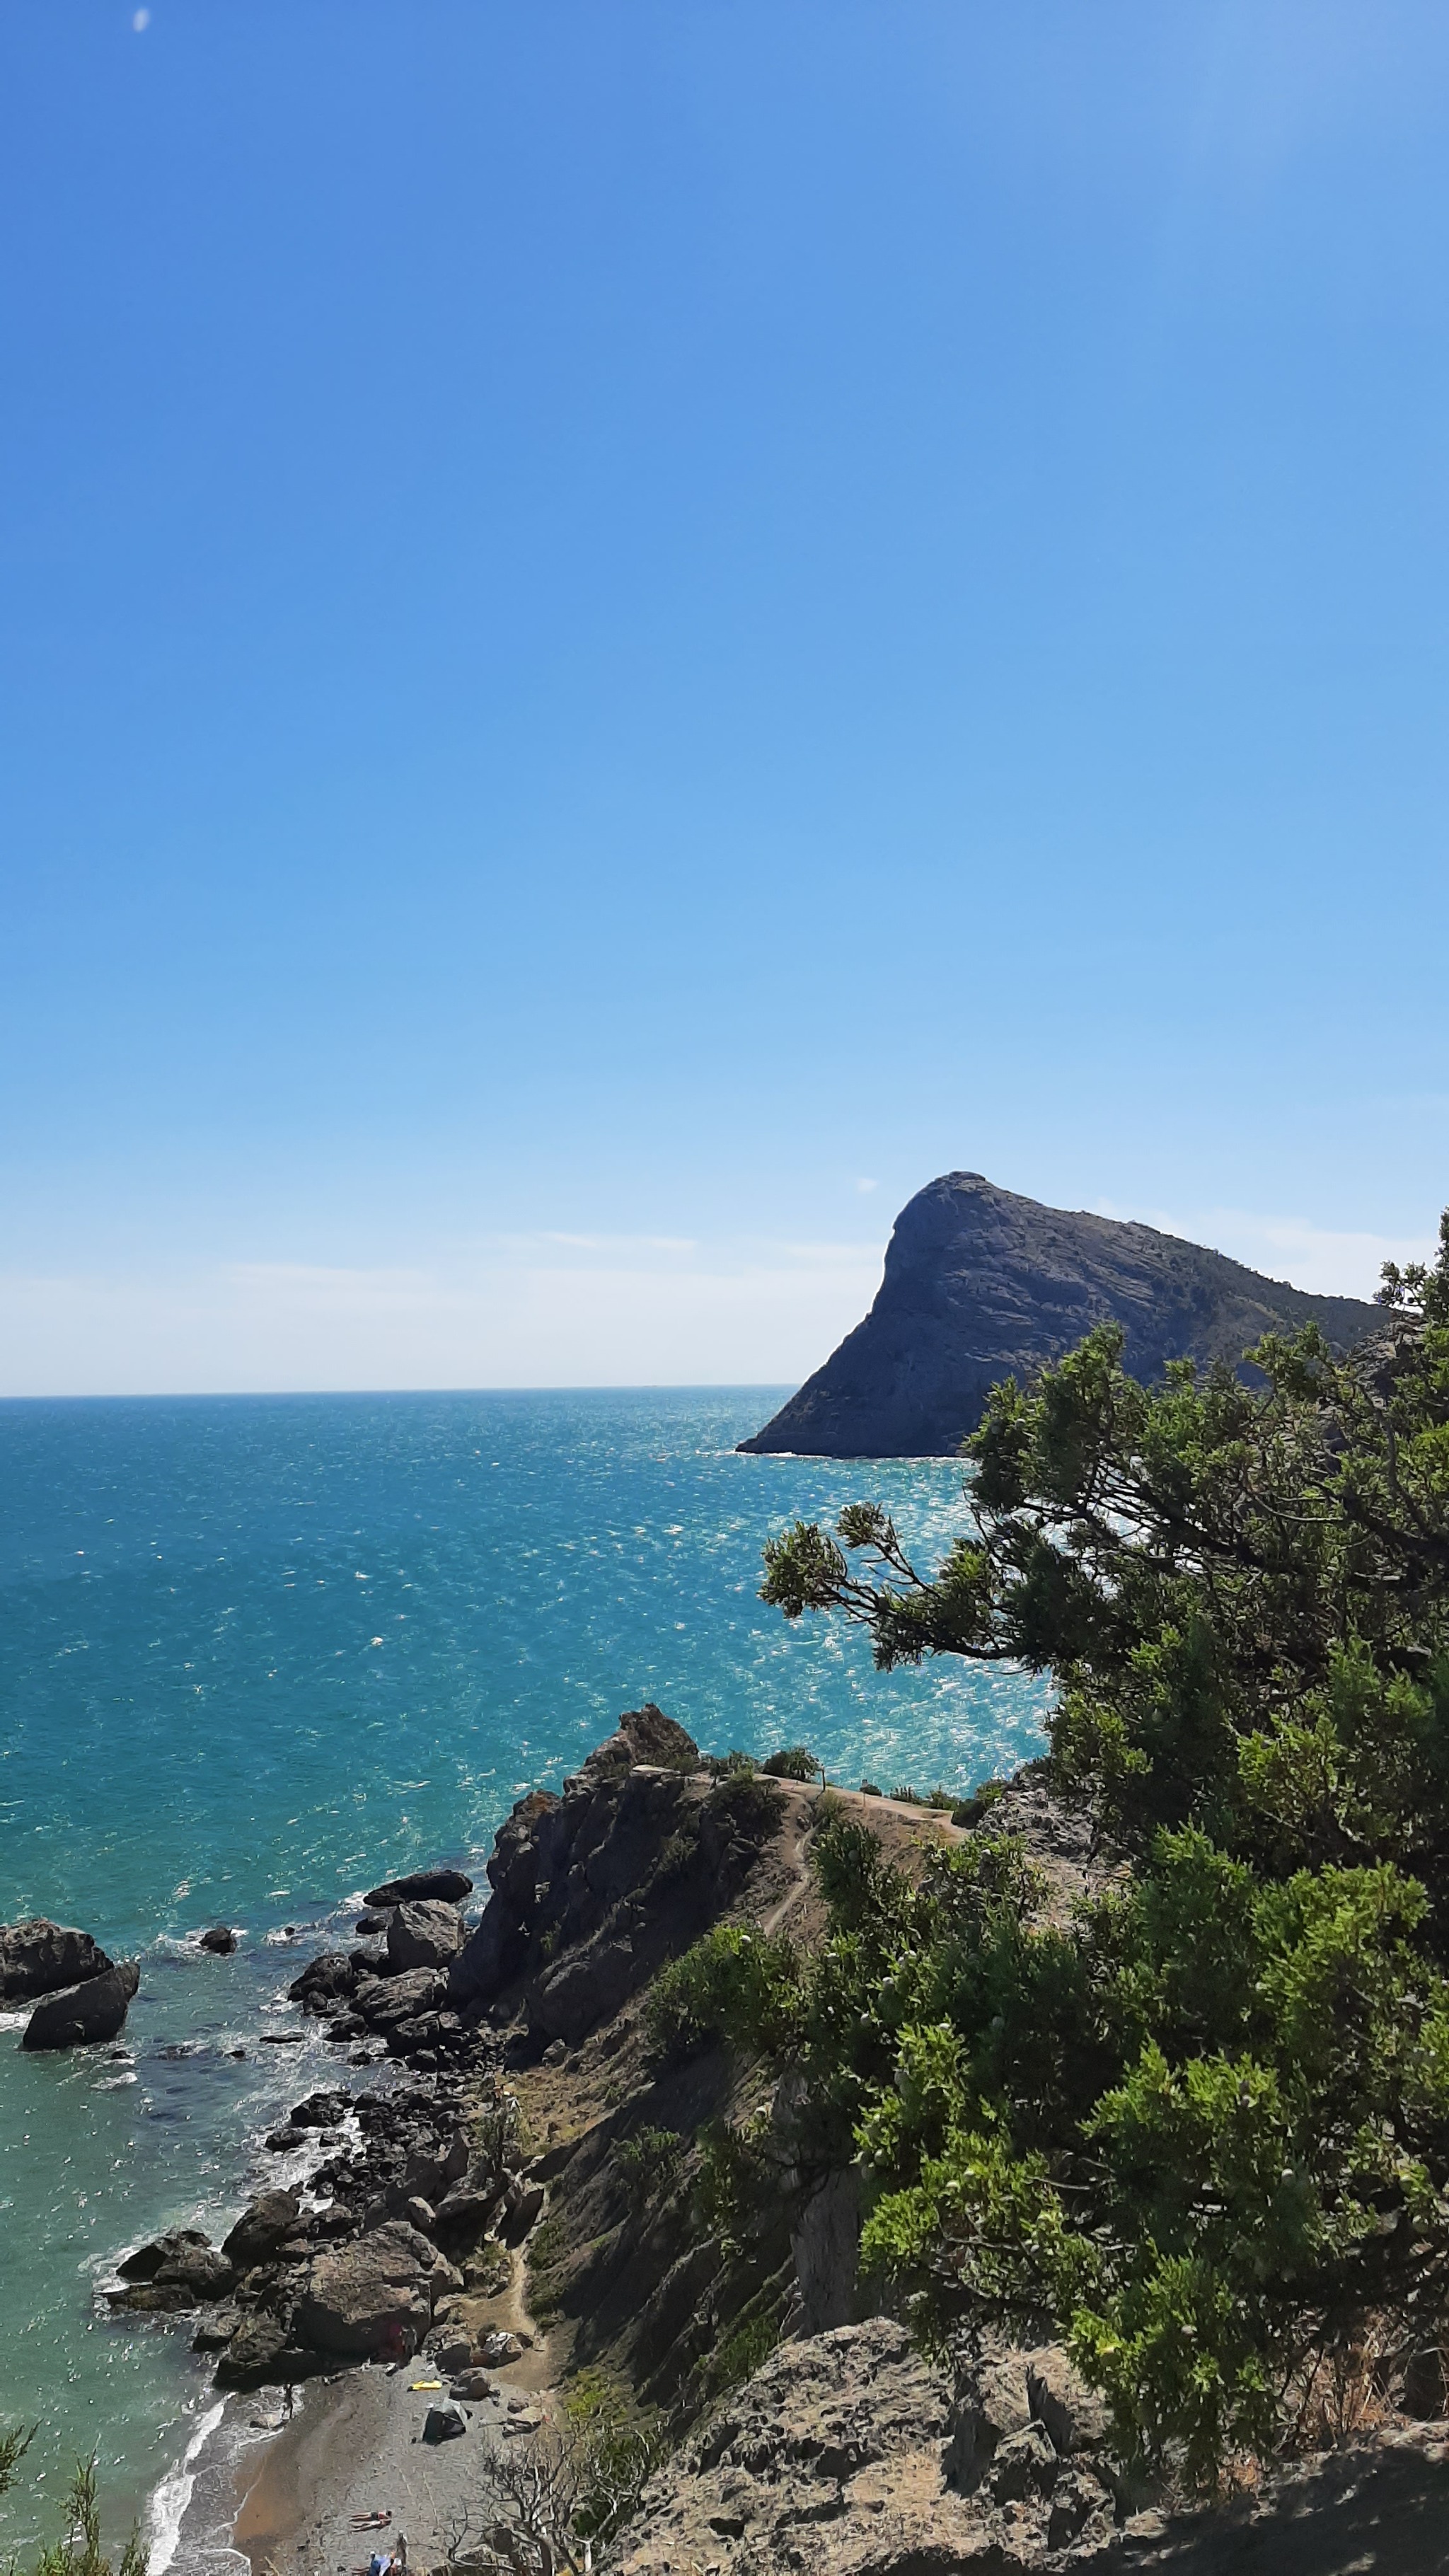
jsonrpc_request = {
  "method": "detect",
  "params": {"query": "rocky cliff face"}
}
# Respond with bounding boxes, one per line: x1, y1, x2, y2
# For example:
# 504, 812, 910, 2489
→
741, 1172, 1384, 1457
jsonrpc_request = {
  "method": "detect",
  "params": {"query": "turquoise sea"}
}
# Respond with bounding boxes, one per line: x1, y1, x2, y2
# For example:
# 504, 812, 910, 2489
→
0, 1388, 1049, 2562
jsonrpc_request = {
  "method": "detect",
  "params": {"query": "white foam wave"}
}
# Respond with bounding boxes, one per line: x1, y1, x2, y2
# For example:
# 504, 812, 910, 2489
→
145, 2396, 226, 2574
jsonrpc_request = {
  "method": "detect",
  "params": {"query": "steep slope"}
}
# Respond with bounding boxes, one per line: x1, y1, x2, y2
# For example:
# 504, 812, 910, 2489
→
741, 1171, 1383, 1457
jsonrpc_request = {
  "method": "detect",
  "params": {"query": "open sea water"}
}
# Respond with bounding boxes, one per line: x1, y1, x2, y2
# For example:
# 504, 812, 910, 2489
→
0, 1387, 1049, 2563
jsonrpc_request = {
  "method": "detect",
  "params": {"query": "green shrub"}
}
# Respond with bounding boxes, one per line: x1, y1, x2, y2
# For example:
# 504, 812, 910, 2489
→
647, 1922, 802, 2058
695, 2112, 773, 2253
860, 1779, 882, 1796
950, 1777, 1009, 1828
758, 1229, 1449, 2477
707, 2306, 781, 2395
616, 2125, 685, 2195
761, 1745, 821, 1781
705, 1767, 786, 1849
0, 2442, 144, 2576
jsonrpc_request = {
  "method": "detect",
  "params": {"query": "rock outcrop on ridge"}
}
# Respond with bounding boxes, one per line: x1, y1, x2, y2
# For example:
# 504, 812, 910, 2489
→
740, 1170, 1385, 1457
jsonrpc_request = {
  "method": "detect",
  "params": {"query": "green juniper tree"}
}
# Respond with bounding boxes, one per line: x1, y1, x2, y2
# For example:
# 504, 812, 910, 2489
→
723, 1220, 1449, 2476
0, 2435, 144, 2576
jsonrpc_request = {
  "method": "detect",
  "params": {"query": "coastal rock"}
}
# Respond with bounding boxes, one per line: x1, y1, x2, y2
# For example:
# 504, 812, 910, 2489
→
192, 2306, 243, 2352
288, 1951, 357, 2013
214, 2312, 321, 2389
294, 2219, 441, 2358
0, 1919, 115, 2002
22, 1958, 139, 2049
289, 2089, 348, 2127
108, 2245, 236, 2310
739, 1170, 1385, 1457
364, 1866, 473, 1908
117, 2228, 211, 2282
386, 1899, 466, 1973
221, 2188, 303, 2269
432, 2184, 503, 2243
199, 1925, 237, 1955
449, 1719, 706, 2029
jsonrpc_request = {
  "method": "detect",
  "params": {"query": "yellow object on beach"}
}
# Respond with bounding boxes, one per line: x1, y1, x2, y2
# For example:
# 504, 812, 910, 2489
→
408, 2379, 443, 2391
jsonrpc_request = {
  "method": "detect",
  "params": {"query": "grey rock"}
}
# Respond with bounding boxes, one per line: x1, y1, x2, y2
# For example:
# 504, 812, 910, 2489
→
431, 2184, 503, 2243
109, 2244, 236, 2309
287, 1951, 357, 2013
0, 1918, 114, 2003
294, 2219, 439, 2358
289, 2089, 348, 2127
987, 2419, 1058, 2503
945, 2347, 1032, 2490
117, 2228, 211, 2282
1027, 2344, 1114, 2454
23, 1958, 139, 2049
199, 1925, 237, 1955
192, 2306, 243, 2352
739, 1170, 1385, 1457
530, 1937, 637, 2044
386, 1900, 466, 1973
355, 1967, 447, 2031
364, 1866, 473, 1907
500, 2178, 545, 2241
214, 2313, 320, 2389
221, 2188, 303, 2269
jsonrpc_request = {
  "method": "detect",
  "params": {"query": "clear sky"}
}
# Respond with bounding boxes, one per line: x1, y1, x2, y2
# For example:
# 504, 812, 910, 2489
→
2, 1, 1446, 1395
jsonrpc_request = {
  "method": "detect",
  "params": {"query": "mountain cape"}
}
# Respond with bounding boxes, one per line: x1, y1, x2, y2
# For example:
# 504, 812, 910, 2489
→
741, 1171, 1382, 1457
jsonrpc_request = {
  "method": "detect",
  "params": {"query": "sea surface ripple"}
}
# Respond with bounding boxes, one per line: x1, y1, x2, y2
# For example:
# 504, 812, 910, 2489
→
0, 1388, 1049, 2555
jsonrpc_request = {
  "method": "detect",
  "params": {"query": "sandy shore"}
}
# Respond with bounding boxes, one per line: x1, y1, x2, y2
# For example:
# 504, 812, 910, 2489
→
229, 2362, 544, 2576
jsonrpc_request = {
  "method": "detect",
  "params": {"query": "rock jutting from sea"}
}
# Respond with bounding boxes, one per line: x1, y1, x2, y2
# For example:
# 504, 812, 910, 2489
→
0, 1917, 141, 2048
740, 1169, 1386, 1456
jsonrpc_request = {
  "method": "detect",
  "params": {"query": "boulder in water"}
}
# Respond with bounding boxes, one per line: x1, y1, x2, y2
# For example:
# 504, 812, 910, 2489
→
23, 1959, 139, 2049
199, 1925, 237, 1955
117, 2228, 212, 2282
0, 1919, 114, 2003
364, 1866, 473, 1907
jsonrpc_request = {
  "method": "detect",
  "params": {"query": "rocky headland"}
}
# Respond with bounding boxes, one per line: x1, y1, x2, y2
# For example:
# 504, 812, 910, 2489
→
740, 1172, 1384, 1457
15, 1701, 1449, 2572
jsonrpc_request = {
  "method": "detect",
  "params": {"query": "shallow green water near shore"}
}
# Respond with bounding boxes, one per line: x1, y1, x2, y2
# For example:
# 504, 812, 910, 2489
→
0, 1387, 1050, 2558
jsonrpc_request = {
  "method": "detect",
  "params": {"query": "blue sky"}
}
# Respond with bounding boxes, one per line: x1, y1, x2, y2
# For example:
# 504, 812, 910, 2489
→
2, 1, 1446, 1393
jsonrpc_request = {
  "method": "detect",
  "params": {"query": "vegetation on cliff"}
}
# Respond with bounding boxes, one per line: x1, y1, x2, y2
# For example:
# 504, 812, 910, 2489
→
730, 1221, 1449, 2475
